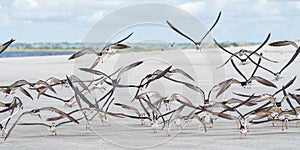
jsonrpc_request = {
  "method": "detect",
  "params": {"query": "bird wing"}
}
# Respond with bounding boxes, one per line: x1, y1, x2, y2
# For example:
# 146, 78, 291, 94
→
171, 94, 198, 109
232, 92, 260, 99
198, 11, 222, 44
269, 40, 298, 49
279, 47, 300, 74
19, 87, 33, 100
289, 93, 300, 105
221, 94, 256, 113
17, 123, 50, 127
257, 54, 278, 63
216, 55, 234, 69
79, 68, 112, 81
224, 98, 257, 106
211, 112, 236, 120
231, 59, 247, 81
39, 107, 79, 124
247, 57, 276, 76
282, 88, 297, 114
114, 103, 141, 117
163, 76, 204, 98
116, 61, 143, 79
250, 55, 262, 78
248, 33, 271, 57
0, 39, 15, 54
46, 77, 62, 85
169, 68, 195, 81
4, 111, 32, 141
68, 75, 90, 93
273, 76, 297, 96
215, 78, 239, 98
167, 105, 185, 128
166, 20, 197, 44
35, 80, 57, 94
68, 48, 98, 60
46, 108, 89, 121
214, 39, 239, 57
249, 76, 277, 88
67, 76, 95, 108
143, 65, 172, 88
114, 32, 134, 44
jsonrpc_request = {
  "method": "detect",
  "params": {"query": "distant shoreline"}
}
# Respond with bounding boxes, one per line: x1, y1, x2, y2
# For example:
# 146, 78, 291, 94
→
3, 45, 296, 58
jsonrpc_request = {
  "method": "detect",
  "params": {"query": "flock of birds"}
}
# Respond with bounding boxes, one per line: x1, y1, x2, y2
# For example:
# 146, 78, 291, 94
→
1, 11, 300, 142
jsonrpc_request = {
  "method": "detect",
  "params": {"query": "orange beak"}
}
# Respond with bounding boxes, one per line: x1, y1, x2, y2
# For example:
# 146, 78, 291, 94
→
37, 113, 41, 119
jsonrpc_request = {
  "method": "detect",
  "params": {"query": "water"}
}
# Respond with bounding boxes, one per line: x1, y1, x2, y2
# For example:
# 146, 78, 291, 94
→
0, 51, 74, 58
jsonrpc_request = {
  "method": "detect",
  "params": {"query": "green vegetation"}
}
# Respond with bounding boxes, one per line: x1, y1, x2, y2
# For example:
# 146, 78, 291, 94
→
7, 41, 259, 52
8, 48, 78, 52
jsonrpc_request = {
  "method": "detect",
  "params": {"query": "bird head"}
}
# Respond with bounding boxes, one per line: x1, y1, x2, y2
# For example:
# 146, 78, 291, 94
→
195, 44, 201, 51
31, 109, 41, 119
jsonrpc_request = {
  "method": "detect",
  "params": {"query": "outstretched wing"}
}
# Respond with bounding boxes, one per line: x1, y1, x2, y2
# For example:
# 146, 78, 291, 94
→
170, 68, 195, 81
250, 76, 277, 88
198, 11, 222, 44
269, 40, 298, 49
68, 48, 98, 60
115, 32, 134, 44
0, 39, 15, 54
166, 20, 197, 45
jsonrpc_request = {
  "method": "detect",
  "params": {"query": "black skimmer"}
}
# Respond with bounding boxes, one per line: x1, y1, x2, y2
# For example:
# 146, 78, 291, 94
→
215, 58, 277, 98
214, 33, 272, 68
68, 32, 133, 68
166, 11, 221, 50
4, 107, 79, 141
248, 47, 300, 81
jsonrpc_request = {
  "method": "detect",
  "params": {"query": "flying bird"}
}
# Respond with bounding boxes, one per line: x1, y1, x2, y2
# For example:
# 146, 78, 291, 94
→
214, 33, 273, 68
0, 39, 15, 54
166, 11, 221, 50
68, 32, 133, 68
248, 46, 300, 81
215, 58, 277, 98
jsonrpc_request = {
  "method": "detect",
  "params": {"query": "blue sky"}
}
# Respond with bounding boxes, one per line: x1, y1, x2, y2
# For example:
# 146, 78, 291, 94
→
0, 0, 299, 43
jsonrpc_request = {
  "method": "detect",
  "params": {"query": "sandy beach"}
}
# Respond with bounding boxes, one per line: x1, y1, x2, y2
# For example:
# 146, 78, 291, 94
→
1, 45, 300, 150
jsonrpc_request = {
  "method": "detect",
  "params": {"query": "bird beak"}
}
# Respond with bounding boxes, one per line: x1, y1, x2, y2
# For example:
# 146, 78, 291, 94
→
195, 45, 201, 51
37, 113, 41, 119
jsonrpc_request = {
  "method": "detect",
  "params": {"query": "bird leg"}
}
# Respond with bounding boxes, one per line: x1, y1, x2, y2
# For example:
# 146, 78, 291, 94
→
175, 119, 182, 130
51, 132, 57, 136
141, 113, 146, 125
285, 119, 289, 129
165, 102, 170, 111
64, 102, 74, 108
99, 87, 106, 93
63, 83, 69, 88
99, 113, 110, 127
141, 119, 145, 125
1, 128, 7, 137
86, 121, 92, 129
236, 121, 240, 129
152, 119, 158, 133
167, 127, 171, 137
99, 56, 103, 63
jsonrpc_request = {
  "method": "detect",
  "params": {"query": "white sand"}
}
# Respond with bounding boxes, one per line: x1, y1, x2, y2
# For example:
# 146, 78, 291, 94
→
1, 46, 300, 149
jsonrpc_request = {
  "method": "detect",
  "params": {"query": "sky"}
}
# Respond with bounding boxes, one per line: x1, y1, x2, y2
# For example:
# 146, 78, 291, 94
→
0, 0, 299, 43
